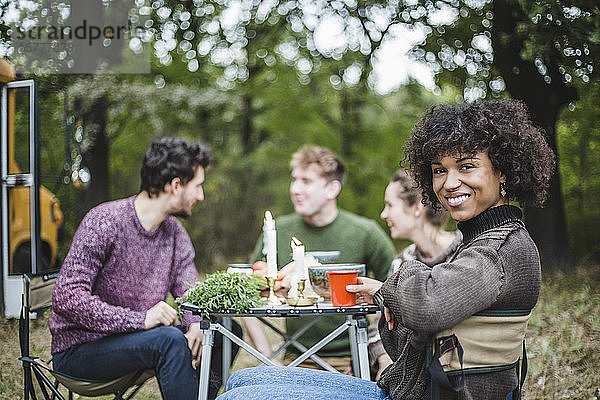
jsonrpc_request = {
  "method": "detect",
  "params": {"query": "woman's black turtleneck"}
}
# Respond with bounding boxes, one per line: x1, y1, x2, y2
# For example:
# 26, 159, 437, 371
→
457, 205, 522, 243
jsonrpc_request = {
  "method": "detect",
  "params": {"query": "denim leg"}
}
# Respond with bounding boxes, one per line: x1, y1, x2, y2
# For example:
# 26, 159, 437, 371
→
217, 366, 390, 400
52, 326, 197, 400
218, 384, 387, 400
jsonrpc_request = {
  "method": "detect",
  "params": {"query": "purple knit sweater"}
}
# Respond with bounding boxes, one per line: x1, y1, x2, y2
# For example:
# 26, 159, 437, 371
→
49, 196, 201, 354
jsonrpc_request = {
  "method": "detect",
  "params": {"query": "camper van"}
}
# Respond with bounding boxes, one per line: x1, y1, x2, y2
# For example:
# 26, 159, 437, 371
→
1, 58, 64, 317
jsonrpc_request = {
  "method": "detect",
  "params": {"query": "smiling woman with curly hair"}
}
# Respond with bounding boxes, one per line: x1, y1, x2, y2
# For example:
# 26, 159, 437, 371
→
214, 100, 555, 400
366, 99, 556, 399
405, 100, 555, 210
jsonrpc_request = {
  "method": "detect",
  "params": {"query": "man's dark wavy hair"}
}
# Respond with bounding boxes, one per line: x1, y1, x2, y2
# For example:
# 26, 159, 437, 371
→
140, 137, 213, 197
403, 100, 556, 209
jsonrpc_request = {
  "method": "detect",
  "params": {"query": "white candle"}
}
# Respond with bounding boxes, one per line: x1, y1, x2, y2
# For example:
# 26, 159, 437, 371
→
291, 237, 305, 279
265, 211, 277, 279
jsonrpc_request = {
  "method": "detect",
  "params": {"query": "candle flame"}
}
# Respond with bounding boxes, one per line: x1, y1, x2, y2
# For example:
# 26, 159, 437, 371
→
265, 210, 273, 221
291, 236, 302, 247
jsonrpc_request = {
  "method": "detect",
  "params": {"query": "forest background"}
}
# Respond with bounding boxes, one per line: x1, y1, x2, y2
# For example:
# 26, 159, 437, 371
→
1, 0, 600, 398
2, 0, 598, 271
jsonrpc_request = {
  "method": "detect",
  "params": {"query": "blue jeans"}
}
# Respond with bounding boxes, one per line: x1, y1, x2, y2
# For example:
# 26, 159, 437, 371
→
53, 321, 242, 400
216, 366, 391, 400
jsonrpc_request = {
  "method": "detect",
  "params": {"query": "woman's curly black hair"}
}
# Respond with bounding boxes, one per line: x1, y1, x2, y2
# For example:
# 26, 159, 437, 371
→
403, 100, 556, 209
140, 136, 213, 197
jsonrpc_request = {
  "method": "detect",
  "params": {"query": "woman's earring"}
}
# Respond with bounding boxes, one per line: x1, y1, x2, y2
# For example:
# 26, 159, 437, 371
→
500, 182, 507, 197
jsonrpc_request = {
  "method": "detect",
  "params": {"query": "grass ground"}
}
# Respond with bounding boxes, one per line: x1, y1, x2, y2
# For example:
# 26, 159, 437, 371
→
1, 265, 599, 399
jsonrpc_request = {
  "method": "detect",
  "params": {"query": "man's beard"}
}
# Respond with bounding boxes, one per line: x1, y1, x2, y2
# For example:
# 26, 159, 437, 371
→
171, 209, 191, 219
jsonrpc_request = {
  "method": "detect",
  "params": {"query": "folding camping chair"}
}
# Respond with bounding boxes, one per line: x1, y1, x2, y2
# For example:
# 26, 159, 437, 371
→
19, 273, 154, 400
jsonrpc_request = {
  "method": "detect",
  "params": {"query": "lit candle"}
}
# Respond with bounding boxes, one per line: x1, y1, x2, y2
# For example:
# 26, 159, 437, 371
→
291, 237, 305, 279
264, 211, 277, 279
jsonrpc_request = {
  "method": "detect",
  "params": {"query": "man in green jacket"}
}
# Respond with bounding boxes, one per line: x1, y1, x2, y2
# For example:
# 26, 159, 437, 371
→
247, 145, 395, 372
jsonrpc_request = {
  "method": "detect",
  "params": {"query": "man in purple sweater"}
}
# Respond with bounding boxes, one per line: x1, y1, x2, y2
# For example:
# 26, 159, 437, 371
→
49, 137, 240, 400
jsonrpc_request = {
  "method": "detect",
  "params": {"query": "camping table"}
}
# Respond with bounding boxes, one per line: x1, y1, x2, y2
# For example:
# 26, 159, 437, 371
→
180, 302, 380, 400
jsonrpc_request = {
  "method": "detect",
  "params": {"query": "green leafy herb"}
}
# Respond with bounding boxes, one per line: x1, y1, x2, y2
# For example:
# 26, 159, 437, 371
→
176, 271, 265, 318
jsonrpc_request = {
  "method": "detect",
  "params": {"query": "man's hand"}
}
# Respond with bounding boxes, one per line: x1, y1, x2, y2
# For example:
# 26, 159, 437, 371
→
185, 323, 203, 368
253, 260, 290, 293
251, 261, 268, 276
144, 301, 178, 330
345, 277, 383, 304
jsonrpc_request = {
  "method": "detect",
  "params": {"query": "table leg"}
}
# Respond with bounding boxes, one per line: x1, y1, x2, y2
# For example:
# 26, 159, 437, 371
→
214, 323, 277, 366
261, 318, 337, 372
347, 316, 360, 377
355, 315, 371, 380
221, 317, 232, 385
198, 320, 215, 400
266, 317, 319, 357
288, 321, 350, 367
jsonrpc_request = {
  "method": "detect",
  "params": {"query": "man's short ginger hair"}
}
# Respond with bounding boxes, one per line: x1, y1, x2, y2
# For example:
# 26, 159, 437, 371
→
290, 145, 346, 186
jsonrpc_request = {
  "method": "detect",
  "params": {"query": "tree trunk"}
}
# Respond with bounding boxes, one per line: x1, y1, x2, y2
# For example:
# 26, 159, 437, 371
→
78, 95, 109, 218
492, 0, 577, 269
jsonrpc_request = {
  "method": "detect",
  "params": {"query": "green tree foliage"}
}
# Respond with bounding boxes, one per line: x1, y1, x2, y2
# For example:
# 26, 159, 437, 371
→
556, 81, 600, 262
184, 67, 442, 270
3, 0, 600, 270
400, 0, 599, 268
133, 0, 600, 268
119, 1, 444, 268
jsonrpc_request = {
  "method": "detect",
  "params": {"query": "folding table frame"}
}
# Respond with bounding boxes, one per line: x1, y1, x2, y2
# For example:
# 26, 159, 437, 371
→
181, 302, 380, 400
